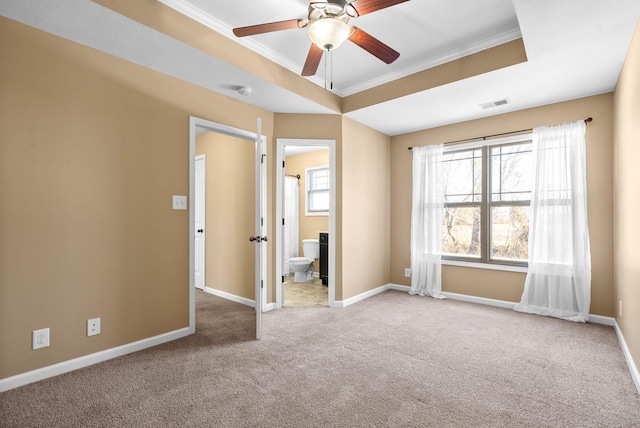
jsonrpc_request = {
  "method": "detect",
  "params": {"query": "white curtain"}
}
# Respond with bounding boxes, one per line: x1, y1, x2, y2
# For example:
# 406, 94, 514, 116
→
283, 176, 299, 275
514, 120, 591, 322
410, 144, 445, 298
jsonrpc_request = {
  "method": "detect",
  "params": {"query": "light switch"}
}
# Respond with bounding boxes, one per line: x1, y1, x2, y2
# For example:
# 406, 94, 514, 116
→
172, 195, 187, 210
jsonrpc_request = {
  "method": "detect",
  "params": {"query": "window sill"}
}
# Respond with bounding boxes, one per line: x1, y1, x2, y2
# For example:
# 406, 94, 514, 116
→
442, 259, 528, 273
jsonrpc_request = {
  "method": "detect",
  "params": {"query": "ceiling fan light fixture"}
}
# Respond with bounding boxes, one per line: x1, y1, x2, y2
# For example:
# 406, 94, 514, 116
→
308, 17, 350, 51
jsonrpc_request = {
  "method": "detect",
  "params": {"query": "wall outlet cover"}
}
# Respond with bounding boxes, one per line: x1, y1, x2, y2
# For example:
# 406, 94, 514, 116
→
172, 195, 187, 210
32, 328, 50, 350
87, 318, 101, 336
404, 268, 411, 277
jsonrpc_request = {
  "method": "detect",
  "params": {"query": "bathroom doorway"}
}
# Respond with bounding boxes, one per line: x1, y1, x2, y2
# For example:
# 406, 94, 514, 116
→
276, 139, 336, 308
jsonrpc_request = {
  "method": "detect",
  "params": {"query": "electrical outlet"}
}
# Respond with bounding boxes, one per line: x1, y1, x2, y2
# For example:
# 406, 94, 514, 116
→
87, 318, 101, 336
404, 268, 411, 277
32, 328, 50, 350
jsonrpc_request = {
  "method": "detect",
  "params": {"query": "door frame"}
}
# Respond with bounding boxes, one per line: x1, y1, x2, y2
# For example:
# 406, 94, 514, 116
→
188, 116, 267, 334
275, 138, 336, 308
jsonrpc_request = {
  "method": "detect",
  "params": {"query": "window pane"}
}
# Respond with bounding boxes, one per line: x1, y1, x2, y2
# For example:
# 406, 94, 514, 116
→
491, 143, 532, 202
309, 191, 329, 212
443, 206, 481, 257
491, 206, 529, 261
309, 169, 329, 191
443, 149, 482, 203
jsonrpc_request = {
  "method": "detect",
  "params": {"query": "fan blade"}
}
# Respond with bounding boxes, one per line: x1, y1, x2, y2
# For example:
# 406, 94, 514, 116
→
347, 0, 409, 17
348, 27, 399, 64
233, 19, 306, 37
301, 44, 324, 76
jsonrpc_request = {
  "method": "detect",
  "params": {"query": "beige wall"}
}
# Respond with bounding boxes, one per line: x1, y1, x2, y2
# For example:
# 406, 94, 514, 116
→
390, 94, 614, 315
0, 17, 274, 379
341, 117, 391, 300
285, 149, 330, 273
94, 0, 341, 114
614, 20, 640, 375
2, 3, 630, 388
196, 133, 255, 299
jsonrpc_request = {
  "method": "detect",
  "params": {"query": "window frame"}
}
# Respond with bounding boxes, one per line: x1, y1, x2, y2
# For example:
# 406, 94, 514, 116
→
442, 134, 533, 268
305, 165, 330, 216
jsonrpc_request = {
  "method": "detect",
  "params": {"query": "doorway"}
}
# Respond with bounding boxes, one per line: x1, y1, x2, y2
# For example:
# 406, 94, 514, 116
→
276, 139, 336, 308
188, 117, 266, 338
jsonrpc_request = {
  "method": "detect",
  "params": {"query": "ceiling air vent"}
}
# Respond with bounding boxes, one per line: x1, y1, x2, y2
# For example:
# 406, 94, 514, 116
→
480, 98, 510, 109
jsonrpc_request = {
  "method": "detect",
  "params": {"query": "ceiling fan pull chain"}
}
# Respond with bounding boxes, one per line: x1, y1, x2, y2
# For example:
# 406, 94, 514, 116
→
324, 50, 327, 90
330, 49, 334, 91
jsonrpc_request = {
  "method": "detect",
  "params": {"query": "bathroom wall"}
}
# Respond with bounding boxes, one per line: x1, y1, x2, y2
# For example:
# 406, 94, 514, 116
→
285, 148, 330, 273
196, 132, 255, 300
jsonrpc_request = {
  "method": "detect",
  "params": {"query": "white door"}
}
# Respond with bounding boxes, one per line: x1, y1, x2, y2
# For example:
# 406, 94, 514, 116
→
194, 155, 205, 290
254, 119, 266, 340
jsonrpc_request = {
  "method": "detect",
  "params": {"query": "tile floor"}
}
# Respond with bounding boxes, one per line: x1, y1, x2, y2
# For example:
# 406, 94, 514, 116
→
283, 276, 328, 307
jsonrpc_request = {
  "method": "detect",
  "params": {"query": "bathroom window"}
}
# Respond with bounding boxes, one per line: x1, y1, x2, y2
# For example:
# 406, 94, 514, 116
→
443, 139, 532, 266
306, 165, 329, 216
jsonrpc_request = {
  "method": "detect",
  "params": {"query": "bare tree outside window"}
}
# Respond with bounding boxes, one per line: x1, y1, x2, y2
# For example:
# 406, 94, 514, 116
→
441, 141, 532, 265
490, 143, 532, 262
442, 149, 482, 258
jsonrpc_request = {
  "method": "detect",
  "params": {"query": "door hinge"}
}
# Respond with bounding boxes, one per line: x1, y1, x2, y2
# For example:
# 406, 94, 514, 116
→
261, 154, 266, 164
261, 217, 264, 226
282, 218, 285, 226
281, 275, 285, 283
282, 160, 285, 168
261, 280, 264, 289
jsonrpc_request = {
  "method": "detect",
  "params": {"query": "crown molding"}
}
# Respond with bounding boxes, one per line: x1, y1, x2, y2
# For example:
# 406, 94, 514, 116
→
156, 0, 521, 98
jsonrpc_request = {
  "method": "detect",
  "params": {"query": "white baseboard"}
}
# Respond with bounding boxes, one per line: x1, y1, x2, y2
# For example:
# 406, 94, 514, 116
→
204, 287, 254, 308
0, 327, 191, 393
614, 321, 640, 394
387, 284, 617, 326
203, 287, 276, 312
335, 283, 391, 307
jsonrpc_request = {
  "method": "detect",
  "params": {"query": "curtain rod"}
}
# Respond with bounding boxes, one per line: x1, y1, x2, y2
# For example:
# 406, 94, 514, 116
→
408, 117, 593, 150
286, 173, 300, 179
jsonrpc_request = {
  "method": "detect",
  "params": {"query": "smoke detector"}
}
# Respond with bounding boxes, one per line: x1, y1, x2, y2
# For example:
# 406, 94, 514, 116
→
237, 86, 252, 96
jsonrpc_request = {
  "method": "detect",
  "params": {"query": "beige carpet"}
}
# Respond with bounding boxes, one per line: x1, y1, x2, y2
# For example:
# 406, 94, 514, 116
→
284, 277, 327, 307
1, 290, 639, 427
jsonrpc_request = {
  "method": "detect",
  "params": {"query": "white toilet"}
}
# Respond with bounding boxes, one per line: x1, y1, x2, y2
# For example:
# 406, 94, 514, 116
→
288, 239, 320, 282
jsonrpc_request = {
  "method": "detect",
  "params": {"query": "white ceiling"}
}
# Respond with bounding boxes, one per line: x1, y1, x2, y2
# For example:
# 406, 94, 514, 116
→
2, 0, 640, 136
163, 0, 522, 96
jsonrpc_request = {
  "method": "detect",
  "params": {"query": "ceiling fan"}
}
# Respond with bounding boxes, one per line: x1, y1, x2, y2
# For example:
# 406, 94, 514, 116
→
232, 0, 410, 77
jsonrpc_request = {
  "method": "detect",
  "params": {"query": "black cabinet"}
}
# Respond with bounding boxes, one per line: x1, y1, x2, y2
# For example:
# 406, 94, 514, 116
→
319, 232, 328, 286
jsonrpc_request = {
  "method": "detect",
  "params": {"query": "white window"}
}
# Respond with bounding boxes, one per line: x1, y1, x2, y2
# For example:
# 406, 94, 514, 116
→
443, 138, 532, 266
306, 165, 329, 216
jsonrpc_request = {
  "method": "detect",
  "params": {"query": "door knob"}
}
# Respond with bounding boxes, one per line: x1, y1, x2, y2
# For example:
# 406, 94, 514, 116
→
197, 229, 204, 233
249, 236, 257, 242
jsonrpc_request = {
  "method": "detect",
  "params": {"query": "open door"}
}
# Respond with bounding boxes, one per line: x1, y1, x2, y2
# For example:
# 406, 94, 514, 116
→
254, 118, 266, 340
189, 116, 267, 341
